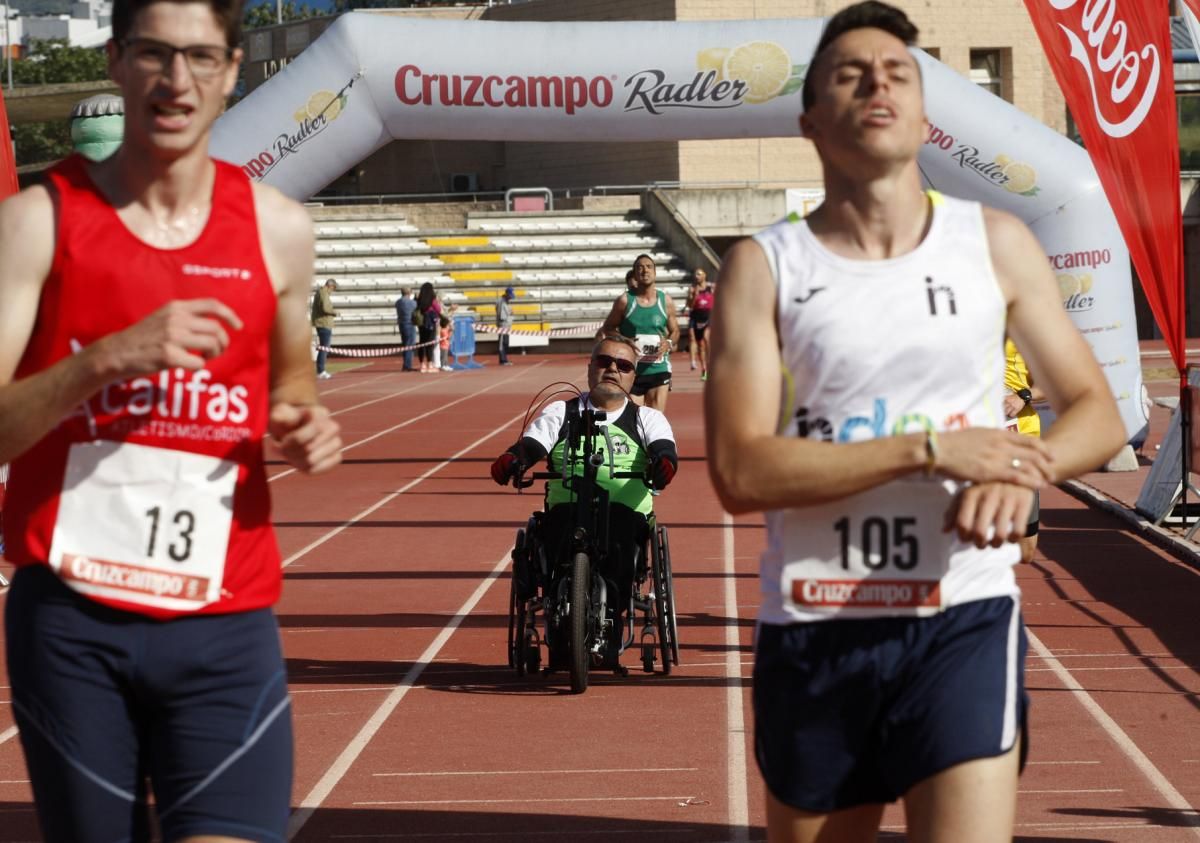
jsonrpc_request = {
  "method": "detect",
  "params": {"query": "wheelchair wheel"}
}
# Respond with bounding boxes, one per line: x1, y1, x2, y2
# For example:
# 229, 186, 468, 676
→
652, 524, 678, 673
569, 551, 591, 694
509, 529, 526, 674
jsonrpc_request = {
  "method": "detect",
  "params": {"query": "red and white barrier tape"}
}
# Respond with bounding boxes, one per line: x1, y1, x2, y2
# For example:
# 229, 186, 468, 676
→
474, 322, 602, 338
316, 322, 603, 357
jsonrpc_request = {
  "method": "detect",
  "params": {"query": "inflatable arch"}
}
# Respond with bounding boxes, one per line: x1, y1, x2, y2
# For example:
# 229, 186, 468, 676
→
210, 14, 1147, 437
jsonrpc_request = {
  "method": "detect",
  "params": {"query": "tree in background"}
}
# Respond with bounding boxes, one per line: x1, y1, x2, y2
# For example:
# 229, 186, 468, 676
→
243, 0, 325, 28
11, 39, 108, 167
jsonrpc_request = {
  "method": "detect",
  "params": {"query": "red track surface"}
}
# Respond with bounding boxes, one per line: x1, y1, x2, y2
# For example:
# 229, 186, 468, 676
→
0, 354, 1197, 841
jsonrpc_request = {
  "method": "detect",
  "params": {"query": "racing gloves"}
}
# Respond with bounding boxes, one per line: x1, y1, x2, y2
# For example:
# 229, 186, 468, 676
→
491, 452, 525, 486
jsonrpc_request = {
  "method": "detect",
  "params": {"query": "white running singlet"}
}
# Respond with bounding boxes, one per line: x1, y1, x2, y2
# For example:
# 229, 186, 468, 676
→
753, 191, 1020, 624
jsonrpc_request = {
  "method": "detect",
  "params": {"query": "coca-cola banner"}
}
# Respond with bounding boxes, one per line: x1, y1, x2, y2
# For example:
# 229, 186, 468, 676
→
211, 14, 1149, 437
1022, 0, 1184, 373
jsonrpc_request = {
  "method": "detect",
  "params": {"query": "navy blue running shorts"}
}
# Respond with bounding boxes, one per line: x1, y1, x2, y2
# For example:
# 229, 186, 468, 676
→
753, 595, 1028, 813
632, 369, 672, 396
5, 565, 293, 842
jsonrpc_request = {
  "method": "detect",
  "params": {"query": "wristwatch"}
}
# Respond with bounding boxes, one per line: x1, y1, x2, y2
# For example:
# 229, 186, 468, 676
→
1015, 387, 1033, 406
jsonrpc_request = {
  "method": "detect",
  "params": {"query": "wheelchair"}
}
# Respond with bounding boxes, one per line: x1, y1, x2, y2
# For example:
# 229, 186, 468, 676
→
504, 406, 679, 694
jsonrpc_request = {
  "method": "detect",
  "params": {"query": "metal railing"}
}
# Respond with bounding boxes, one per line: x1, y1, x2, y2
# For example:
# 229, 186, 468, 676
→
305, 178, 826, 207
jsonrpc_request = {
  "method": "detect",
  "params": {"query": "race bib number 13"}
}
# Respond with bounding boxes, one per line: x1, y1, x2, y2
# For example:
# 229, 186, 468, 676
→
49, 440, 236, 612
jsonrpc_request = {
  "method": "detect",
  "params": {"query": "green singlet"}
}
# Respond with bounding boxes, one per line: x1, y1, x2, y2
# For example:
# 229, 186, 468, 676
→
619, 290, 671, 377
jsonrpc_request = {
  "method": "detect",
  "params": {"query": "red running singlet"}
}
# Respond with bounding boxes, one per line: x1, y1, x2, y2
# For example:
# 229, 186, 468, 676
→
5, 155, 283, 619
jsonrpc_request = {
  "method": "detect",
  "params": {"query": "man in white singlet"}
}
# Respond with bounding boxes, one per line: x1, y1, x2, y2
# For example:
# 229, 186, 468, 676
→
704, 3, 1125, 842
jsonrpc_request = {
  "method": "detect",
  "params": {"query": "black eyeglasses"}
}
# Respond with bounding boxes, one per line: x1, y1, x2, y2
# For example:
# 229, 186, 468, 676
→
121, 37, 234, 79
594, 354, 636, 374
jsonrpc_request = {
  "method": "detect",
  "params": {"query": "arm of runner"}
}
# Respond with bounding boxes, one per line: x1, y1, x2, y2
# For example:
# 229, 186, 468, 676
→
595, 295, 625, 340
0, 188, 242, 464
662, 292, 681, 356
256, 184, 342, 474
942, 211, 1124, 549
987, 208, 1125, 479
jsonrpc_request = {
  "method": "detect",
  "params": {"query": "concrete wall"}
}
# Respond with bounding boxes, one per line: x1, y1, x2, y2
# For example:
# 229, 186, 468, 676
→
664, 188, 787, 238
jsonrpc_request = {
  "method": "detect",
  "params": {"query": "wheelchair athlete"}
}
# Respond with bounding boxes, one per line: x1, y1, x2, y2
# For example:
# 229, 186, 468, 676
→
491, 334, 678, 660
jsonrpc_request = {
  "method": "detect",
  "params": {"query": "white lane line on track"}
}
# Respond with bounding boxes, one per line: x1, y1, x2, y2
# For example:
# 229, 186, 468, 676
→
1028, 665, 1198, 672
318, 370, 392, 397
279, 407, 527, 569
286, 549, 513, 840
1026, 630, 1200, 839
0, 726, 17, 748
723, 511, 750, 842
353, 796, 696, 807
1018, 788, 1123, 794
373, 767, 699, 778
270, 362, 545, 483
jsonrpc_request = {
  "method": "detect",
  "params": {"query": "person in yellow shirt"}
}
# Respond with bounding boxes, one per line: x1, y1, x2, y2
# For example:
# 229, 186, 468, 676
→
1004, 338, 1046, 563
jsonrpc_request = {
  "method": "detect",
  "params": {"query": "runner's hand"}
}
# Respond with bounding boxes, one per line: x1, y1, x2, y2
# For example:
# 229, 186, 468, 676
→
269, 403, 342, 474
98, 299, 243, 376
934, 428, 1054, 488
944, 481, 1034, 548
1002, 393, 1025, 419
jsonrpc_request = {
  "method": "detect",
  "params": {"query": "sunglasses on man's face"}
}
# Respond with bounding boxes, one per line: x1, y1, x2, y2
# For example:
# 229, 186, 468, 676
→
593, 354, 636, 374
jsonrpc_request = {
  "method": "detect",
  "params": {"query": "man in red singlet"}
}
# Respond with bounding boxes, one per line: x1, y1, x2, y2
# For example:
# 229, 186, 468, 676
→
0, 0, 340, 839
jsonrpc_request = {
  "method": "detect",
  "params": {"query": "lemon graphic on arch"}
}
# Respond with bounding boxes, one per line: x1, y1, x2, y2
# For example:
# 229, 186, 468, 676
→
1057, 274, 1081, 300
723, 40, 792, 104
994, 154, 1039, 196
697, 47, 730, 80
1079, 273, 1093, 293
294, 90, 344, 124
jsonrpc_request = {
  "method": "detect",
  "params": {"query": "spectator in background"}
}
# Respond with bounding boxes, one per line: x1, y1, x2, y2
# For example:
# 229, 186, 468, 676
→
439, 314, 454, 372
1004, 339, 1046, 563
497, 285, 515, 366
311, 277, 338, 379
395, 287, 417, 372
686, 269, 714, 380
416, 282, 441, 374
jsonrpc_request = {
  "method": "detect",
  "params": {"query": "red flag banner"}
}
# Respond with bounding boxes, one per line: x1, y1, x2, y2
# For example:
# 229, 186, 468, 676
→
1186, 1, 1200, 30
0, 85, 17, 201
1023, 0, 1185, 373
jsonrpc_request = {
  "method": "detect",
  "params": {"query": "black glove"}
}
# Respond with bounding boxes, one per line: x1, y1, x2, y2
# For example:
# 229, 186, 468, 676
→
490, 452, 524, 486
649, 455, 676, 490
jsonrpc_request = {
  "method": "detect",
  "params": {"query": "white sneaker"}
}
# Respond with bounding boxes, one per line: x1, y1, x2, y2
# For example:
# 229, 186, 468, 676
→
317, 371, 332, 380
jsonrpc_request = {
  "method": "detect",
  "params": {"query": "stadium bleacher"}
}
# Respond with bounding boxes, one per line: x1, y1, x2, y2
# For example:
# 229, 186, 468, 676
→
308, 208, 692, 348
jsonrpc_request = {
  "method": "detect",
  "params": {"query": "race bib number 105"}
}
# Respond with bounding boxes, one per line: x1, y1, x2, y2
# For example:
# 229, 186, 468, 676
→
49, 440, 237, 612
781, 482, 955, 616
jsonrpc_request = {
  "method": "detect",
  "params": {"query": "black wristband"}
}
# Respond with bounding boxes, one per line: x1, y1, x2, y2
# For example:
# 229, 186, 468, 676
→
1016, 388, 1033, 406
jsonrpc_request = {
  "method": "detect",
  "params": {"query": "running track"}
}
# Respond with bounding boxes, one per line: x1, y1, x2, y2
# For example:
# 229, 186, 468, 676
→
0, 355, 1196, 841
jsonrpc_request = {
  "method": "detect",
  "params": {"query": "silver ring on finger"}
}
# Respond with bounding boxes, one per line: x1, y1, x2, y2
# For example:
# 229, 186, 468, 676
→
1011, 457, 1021, 469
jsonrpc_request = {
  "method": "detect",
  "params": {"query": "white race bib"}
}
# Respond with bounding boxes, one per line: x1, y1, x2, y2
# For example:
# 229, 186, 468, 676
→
635, 333, 662, 362
781, 481, 957, 617
49, 440, 237, 612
